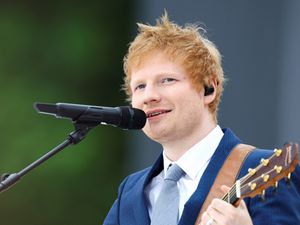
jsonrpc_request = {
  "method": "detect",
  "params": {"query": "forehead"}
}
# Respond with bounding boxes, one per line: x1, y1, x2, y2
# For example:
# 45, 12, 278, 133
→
130, 51, 186, 81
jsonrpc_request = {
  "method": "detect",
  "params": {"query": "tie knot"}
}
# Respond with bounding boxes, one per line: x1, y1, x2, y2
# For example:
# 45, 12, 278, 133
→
165, 164, 185, 182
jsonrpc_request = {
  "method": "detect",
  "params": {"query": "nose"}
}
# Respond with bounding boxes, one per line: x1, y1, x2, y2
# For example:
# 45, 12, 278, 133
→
143, 85, 161, 105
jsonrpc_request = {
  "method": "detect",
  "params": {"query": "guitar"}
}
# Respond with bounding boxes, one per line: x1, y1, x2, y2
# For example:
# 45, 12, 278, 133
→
222, 142, 299, 205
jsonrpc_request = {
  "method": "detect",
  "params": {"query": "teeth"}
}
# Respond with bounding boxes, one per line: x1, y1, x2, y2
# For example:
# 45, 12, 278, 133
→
147, 110, 170, 118
151, 112, 161, 116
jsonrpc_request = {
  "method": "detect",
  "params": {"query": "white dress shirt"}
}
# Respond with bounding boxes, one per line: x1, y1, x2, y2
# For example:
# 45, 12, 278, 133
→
145, 125, 224, 219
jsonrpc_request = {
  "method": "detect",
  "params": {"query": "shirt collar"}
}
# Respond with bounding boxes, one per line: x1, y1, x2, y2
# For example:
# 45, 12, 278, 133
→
163, 125, 224, 180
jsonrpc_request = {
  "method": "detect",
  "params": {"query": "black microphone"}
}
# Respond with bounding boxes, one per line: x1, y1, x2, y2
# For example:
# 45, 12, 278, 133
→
34, 102, 146, 130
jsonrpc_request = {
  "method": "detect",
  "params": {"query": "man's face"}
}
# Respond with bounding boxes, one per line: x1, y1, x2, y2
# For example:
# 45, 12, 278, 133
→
130, 51, 212, 145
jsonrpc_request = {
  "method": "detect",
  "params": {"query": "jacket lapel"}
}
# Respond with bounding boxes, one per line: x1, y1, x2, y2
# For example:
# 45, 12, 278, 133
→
131, 154, 164, 225
179, 128, 241, 225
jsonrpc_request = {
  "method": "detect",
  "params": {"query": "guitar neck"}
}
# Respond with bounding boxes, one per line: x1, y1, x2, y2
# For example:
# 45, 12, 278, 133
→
221, 142, 299, 206
221, 182, 240, 206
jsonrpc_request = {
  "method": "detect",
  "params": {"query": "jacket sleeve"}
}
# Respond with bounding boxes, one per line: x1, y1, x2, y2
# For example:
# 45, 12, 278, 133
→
102, 177, 129, 225
241, 149, 300, 225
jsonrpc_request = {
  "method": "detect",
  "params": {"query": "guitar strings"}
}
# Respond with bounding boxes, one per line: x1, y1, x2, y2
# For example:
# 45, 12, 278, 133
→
221, 152, 279, 203
240, 167, 279, 192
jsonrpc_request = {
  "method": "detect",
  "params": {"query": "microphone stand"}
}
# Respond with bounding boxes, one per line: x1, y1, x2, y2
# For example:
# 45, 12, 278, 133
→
0, 122, 94, 194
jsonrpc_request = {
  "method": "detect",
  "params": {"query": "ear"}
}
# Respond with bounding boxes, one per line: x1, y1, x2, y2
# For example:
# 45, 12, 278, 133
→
203, 78, 217, 105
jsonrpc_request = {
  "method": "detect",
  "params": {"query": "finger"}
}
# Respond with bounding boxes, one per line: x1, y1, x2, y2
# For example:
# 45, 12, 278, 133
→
210, 198, 236, 212
237, 199, 247, 210
221, 184, 231, 193
207, 207, 226, 224
206, 200, 231, 224
200, 211, 212, 225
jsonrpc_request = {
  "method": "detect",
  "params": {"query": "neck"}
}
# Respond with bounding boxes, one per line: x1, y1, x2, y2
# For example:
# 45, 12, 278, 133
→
162, 121, 217, 161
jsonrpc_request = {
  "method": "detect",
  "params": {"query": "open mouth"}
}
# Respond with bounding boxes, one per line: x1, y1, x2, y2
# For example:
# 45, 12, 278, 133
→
146, 110, 172, 118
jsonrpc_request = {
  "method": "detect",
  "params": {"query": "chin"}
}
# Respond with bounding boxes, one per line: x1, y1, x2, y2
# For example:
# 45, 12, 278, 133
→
148, 131, 169, 143
144, 123, 170, 139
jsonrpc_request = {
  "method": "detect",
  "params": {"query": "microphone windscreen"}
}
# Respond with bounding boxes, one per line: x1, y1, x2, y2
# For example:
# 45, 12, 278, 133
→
119, 107, 146, 130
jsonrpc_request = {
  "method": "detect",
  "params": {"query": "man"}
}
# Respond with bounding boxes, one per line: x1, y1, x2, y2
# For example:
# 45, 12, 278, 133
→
103, 13, 300, 225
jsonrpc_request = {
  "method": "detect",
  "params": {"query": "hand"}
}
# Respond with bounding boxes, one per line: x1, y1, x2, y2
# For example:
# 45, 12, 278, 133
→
200, 185, 253, 225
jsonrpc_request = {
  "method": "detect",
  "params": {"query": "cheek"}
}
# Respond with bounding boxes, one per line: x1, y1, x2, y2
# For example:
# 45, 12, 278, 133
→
131, 95, 142, 109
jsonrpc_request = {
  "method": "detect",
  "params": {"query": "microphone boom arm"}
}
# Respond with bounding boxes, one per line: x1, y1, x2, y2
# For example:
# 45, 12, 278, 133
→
0, 124, 92, 194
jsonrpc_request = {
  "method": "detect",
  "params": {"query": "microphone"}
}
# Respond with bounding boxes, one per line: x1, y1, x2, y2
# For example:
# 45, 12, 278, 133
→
34, 102, 146, 130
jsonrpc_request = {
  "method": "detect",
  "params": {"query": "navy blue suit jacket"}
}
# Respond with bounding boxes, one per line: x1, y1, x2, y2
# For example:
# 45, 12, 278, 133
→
103, 128, 300, 225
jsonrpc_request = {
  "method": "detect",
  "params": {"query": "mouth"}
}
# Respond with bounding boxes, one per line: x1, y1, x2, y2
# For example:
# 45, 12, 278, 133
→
146, 110, 172, 118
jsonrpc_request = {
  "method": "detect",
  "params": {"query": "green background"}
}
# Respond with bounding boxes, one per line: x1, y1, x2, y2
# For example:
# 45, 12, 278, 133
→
0, 1, 133, 224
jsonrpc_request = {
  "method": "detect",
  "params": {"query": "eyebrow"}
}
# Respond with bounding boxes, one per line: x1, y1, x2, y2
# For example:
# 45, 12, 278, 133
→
130, 72, 185, 86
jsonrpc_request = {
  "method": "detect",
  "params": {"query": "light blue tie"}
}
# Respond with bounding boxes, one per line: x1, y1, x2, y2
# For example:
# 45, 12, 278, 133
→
151, 164, 185, 225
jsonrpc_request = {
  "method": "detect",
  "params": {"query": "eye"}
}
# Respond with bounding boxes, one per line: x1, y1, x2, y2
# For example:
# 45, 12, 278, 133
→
161, 77, 177, 84
134, 83, 146, 91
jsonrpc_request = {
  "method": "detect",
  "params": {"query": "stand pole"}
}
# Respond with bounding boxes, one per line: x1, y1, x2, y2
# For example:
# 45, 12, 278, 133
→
0, 126, 91, 194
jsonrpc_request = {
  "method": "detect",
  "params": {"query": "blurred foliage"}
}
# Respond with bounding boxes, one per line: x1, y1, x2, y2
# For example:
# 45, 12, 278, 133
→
0, 1, 134, 224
